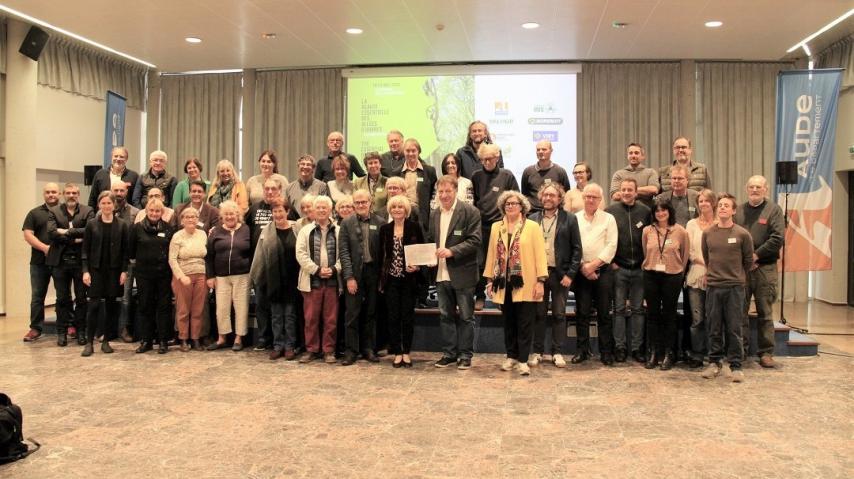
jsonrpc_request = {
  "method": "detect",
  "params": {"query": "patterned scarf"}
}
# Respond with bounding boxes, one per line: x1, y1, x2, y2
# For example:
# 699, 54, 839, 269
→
492, 219, 525, 293
210, 181, 234, 208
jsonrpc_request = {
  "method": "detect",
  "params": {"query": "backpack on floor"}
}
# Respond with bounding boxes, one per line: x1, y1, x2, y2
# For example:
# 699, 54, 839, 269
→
0, 393, 39, 464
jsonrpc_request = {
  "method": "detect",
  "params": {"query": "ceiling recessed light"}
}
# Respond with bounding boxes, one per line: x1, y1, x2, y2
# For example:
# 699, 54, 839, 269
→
521, 22, 540, 29
185, 36, 202, 44
346, 28, 363, 35
704, 21, 723, 28
612, 21, 629, 29
261, 33, 277, 40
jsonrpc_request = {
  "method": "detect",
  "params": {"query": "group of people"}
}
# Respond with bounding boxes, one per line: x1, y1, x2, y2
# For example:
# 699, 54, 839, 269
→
22, 122, 784, 382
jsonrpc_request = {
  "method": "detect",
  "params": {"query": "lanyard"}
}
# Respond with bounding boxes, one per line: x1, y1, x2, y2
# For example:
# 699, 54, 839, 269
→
655, 226, 671, 258
540, 214, 557, 238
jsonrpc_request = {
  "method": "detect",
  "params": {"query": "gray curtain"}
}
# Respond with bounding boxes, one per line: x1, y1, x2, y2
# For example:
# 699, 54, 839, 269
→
160, 73, 242, 179
37, 36, 147, 110
816, 34, 853, 91
579, 62, 682, 186
253, 68, 344, 181
695, 62, 794, 195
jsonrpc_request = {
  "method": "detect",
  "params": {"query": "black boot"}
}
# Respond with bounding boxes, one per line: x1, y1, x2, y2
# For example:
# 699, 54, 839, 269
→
660, 350, 675, 370
101, 341, 114, 354
81, 342, 94, 357
76, 332, 87, 346
191, 340, 203, 351
158, 341, 168, 354
57, 332, 68, 347
644, 351, 659, 369
136, 341, 153, 354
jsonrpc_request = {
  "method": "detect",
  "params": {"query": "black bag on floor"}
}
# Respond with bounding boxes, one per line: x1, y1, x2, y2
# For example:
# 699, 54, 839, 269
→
0, 393, 39, 464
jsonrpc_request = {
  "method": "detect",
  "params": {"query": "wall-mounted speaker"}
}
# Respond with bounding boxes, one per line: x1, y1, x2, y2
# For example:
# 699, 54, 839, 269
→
84, 165, 101, 186
776, 161, 798, 185
19, 26, 50, 61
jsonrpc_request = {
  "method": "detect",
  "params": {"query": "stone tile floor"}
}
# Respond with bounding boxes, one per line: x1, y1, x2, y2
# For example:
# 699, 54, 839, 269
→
1, 337, 852, 478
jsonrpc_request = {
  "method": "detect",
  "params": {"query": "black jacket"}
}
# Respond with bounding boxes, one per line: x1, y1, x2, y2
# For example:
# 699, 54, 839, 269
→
88, 168, 139, 209
528, 209, 583, 280
605, 202, 651, 269
471, 168, 519, 225
82, 217, 130, 273
128, 219, 174, 278
455, 144, 505, 179
391, 160, 438, 234
377, 218, 424, 291
132, 169, 178, 208
339, 213, 384, 282
427, 201, 482, 289
315, 152, 366, 182
46, 203, 94, 266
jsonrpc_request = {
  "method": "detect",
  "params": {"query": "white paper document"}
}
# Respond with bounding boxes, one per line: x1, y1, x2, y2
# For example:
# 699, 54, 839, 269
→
404, 243, 437, 266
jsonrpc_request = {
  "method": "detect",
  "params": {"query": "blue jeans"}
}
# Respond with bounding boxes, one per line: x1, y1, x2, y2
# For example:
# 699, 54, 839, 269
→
29, 264, 53, 332
255, 286, 273, 344
533, 268, 568, 354
706, 285, 745, 369
436, 282, 475, 360
613, 266, 645, 352
271, 299, 298, 352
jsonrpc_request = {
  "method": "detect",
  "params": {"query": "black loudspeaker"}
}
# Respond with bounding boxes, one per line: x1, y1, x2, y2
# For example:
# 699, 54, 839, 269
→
777, 161, 798, 185
19, 26, 50, 61
84, 165, 101, 186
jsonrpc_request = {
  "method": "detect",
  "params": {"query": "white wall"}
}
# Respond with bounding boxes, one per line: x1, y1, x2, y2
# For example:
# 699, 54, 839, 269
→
814, 87, 853, 304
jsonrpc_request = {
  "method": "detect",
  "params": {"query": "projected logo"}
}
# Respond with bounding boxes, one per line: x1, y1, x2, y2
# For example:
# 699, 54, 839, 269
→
533, 131, 559, 142
494, 101, 510, 116
528, 118, 563, 125
533, 103, 557, 114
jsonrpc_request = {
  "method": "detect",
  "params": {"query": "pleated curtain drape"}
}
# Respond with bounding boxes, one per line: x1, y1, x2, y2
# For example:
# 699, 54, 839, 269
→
159, 73, 243, 180
253, 68, 345, 182
816, 34, 853, 91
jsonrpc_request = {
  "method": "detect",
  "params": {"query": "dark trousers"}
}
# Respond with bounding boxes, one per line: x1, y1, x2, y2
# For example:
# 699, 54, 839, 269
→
744, 263, 777, 356
643, 271, 683, 356
573, 266, 615, 355
385, 277, 416, 354
52, 262, 87, 332
437, 282, 475, 360
271, 299, 298, 352
255, 285, 273, 345
344, 264, 379, 355
500, 294, 535, 363
136, 275, 173, 342
86, 298, 118, 343
533, 269, 568, 355
706, 285, 745, 369
29, 264, 52, 332
475, 225, 493, 301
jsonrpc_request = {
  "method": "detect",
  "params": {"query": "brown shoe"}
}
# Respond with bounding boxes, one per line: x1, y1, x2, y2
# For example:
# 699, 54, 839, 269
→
284, 349, 296, 360
120, 327, 134, 343
474, 298, 485, 311
179, 341, 190, 352
299, 352, 320, 364
22, 329, 42, 342
324, 353, 337, 364
759, 354, 776, 368
269, 349, 284, 361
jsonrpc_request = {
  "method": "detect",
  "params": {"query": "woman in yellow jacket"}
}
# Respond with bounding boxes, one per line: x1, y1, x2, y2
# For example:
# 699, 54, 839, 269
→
483, 191, 548, 376
208, 159, 249, 215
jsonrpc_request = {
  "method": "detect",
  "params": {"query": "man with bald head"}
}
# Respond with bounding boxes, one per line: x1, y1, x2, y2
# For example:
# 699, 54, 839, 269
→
22, 182, 62, 341
88, 146, 139, 208
315, 131, 366, 182
108, 180, 139, 223
735, 175, 785, 368
521, 140, 571, 213
659, 136, 711, 193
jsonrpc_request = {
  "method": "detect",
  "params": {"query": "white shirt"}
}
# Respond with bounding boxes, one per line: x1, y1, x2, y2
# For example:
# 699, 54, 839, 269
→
575, 208, 618, 265
436, 200, 457, 282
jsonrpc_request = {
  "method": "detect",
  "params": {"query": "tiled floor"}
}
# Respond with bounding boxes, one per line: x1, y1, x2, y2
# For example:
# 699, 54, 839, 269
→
1, 302, 852, 478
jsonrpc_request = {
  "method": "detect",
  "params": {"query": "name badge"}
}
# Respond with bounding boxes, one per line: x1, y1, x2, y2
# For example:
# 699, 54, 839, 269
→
69, 221, 74, 228
655, 263, 666, 272
544, 178, 552, 184
727, 238, 737, 244
758, 218, 767, 225
664, 239, 673, 245
157, 232, 166, 238
197, 221, 205, 228
453, 229, 462, 236
492, 186, 499, 192
375, 188, 383, 192
369, 225, 377, 230
688, 206, 696, 213
635, 221, 643, 229
417, 177, 424, 182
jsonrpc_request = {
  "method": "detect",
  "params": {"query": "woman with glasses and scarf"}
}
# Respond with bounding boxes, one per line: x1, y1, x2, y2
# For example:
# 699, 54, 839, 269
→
483, 191, 548, 376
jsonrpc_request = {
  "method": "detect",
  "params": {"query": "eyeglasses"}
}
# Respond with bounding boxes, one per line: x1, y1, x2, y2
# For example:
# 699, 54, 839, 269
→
673, 145, 690, 150
504, 201, 521, 207
354, 200, 370, 205
583, 195, 601, 199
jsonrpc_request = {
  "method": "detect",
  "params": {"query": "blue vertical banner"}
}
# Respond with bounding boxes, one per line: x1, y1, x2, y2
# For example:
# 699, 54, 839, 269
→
774, 69, 843, 271
104, 91, 127, 168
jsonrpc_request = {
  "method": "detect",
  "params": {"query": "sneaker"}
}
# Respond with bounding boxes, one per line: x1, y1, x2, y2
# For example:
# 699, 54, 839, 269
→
501, 358, 518, 371
22, 329, 41, 342
553, 354, 567, 368
299, 352, 320, 364
731, 369, 745, 383
701, 363, 721, 379
434, 356, 457, 368
759, 354, 776, 368
324, 353, 337, 364
721, 362, 732, 378
253, 339, 268, 352
457, 358, 472, 370
67, 327, 78, 339
518, 363, 531, 376
527, 353, 541, 367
